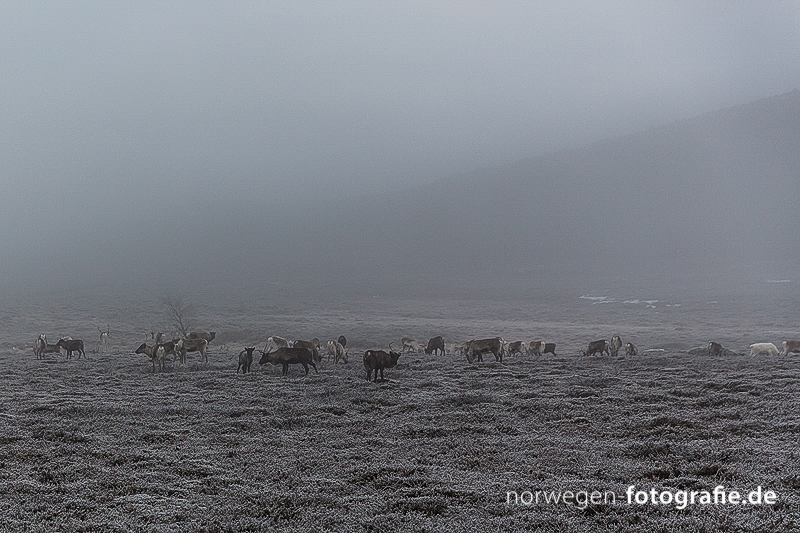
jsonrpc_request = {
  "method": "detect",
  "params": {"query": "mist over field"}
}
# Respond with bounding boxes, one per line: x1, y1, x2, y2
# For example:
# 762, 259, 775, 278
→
7, 90, 800, 302
2, 2, 800, 301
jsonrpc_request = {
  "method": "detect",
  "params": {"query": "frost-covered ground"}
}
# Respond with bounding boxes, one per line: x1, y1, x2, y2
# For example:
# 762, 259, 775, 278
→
0, 284, 798, 531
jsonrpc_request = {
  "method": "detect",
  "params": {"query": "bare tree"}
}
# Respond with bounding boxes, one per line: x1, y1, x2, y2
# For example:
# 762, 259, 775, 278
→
162, 294, 195, 338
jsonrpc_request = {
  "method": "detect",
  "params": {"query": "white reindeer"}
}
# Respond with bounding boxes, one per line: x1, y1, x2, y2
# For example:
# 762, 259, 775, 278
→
97, 324, 110, 355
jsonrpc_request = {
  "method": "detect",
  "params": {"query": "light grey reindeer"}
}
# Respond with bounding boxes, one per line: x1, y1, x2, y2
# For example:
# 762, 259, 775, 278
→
97, 324, 110, 355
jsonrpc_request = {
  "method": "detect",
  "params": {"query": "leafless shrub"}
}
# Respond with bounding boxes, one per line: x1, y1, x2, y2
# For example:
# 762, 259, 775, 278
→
162, 294, 195, 338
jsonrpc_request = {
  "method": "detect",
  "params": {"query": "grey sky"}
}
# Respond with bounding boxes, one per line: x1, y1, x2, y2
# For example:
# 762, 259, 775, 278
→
2, 1, 799, 290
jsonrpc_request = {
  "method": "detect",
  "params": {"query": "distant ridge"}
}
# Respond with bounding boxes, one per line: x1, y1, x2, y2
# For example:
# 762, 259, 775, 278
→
275, 89, 800, 290
487, 88, 800, 184
55, 90, 800, 296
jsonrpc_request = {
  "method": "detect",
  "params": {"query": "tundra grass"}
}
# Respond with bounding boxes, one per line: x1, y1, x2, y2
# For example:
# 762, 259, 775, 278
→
0, 348, 797, 532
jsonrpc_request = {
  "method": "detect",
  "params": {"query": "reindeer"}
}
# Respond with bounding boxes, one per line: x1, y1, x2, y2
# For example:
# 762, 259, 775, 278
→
135, 343, 167, 372
363, 342, 402, 382
237, 347, 255, 373
35, 335, 65, 358
57, 338, 86, 359
97, 324, 110, 355
326, 339, 348, 364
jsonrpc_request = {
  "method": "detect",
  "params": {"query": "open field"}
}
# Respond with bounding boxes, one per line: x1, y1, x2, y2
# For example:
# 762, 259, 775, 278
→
0, 288, 798, 531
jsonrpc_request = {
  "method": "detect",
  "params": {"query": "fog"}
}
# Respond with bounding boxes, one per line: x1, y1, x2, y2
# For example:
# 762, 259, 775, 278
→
2, 2, 800, 299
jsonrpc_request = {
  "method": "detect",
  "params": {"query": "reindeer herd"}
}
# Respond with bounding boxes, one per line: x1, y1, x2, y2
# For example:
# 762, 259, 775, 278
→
28, 326, 800, 383
34, 335, 85, 360
135, 331, 215, 371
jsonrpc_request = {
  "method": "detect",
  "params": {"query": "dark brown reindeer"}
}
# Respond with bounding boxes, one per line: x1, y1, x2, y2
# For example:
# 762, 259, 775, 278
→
237, 347, 255, 373
582, 339, 609, 357
424, 336, 445, 356
363, 342, 402, 382
57, 338, 85, 359
259, 346, 317, 376
293, 339, 322, 363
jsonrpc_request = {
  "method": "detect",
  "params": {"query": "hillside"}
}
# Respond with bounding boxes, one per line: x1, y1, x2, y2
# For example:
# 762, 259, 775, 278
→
250, 90, 800, 294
